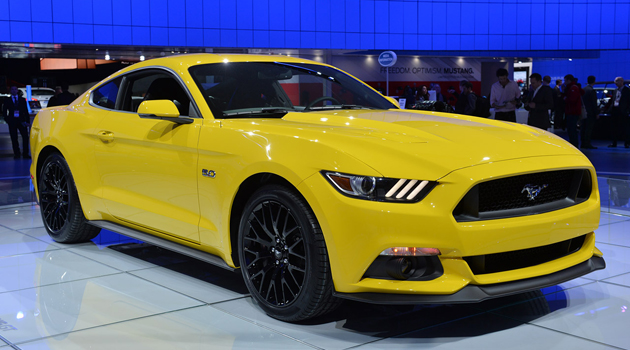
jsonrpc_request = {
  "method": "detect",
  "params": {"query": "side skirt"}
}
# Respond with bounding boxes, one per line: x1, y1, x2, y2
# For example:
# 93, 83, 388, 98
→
88, 220, 237, 272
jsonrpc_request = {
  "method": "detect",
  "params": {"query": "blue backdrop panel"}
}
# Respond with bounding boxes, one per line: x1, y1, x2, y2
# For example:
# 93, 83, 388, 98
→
0, 0, 626, 52
112, 0, 131, 26
73, 0, 93, 25
31, 0, 52, 22
94, 25, 114, 45
33, 22, 53, 43
253, 0, 269, 30
10, 21, 31, 42
9, 0, 30, 22
74, 24, 94, 44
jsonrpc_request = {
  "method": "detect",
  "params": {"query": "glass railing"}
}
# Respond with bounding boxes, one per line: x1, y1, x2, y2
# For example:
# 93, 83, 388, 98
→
0, 176, 36, 207
598, 175, 630, 217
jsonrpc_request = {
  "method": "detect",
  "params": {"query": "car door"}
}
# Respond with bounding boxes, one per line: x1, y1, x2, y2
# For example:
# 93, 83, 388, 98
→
93, 69, 202, 243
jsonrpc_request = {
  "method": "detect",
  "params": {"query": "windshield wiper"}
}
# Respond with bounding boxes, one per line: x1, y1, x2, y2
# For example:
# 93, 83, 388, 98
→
306, 105, 376, 111
223, 107, 295, 118
271, 62, 339, 83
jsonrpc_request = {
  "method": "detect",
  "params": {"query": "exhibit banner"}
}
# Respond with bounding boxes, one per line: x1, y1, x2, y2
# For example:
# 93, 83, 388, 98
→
332, 56, 481, 82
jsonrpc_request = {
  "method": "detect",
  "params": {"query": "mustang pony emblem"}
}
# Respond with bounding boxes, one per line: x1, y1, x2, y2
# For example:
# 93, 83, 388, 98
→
521, 184, 548, 201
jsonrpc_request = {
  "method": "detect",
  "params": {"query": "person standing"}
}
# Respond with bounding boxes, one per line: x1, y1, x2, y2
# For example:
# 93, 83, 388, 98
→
553, 79, 565, 129
543, 75, 552, 87
46, 86, 63, 107
432, 83, 445, 102
403, 85, 416, 109
2, 86, 31, 159
525, 73, 554, 130
454, 80, 477, 115
581, 75, 599, 149
490, 68, 521, 122
562, 74, 583, 148
607, 76, 630, 148
47, 83, 75, 107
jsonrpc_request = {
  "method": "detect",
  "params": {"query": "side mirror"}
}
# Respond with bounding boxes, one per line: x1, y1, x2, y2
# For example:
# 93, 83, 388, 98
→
383, 96, 401, 109
137, 100, 193, 124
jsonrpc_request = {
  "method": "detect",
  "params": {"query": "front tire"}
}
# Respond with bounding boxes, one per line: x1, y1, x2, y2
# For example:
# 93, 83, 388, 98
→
238, 185, 340, 321
38, 153, 100, 243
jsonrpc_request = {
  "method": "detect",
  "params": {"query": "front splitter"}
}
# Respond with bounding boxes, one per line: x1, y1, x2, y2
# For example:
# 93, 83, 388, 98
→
333, 256, 605, 304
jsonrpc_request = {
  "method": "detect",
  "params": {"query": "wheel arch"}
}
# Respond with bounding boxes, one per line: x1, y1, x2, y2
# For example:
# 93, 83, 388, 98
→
229, 172, 302, 267
35, 145, 64, 185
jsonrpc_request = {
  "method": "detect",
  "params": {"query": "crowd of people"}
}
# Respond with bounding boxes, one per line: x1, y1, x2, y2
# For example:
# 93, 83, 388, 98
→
398, 68, 630, 151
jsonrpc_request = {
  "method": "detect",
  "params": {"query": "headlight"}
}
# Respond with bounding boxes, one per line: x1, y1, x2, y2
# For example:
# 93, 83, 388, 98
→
322, 171, 437, 202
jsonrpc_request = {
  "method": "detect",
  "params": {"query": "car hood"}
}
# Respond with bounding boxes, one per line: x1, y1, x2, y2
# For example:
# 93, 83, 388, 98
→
223, 109, 583, 180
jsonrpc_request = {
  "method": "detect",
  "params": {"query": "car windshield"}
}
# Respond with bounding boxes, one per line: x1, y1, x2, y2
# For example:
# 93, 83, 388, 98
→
189, 61, 397, 118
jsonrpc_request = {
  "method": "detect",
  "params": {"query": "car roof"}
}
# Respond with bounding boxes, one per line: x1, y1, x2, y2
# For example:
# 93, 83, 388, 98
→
112, 53, 330, 77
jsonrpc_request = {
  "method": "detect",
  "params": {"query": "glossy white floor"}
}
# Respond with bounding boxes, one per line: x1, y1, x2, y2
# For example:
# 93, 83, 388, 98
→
0, 204, 629, 350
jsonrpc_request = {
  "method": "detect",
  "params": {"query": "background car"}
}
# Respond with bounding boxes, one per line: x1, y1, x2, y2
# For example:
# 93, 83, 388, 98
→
19, 86, 56, 108
29, 54, 605, 322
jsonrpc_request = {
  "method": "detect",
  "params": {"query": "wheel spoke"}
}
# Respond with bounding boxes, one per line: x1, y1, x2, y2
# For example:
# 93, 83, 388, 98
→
252, 212, 275, 242
249, 268, 265, 282
288, 264, 305, 274
280, 276, 288, 304
282, 274, 298, 299
244, 235, 271, 247
247, 223, 273, 246
265, 279, 275, 302
282, 224, 299, 238
288, 237, 303, 251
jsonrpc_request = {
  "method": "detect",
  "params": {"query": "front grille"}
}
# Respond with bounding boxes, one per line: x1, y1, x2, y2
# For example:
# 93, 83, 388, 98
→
453, 169, 592, 222
464, 235, 586, 275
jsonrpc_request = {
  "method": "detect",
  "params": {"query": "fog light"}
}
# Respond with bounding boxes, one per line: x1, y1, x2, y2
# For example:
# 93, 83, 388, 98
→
386, 257, 414, 279
380, 247, 441, 256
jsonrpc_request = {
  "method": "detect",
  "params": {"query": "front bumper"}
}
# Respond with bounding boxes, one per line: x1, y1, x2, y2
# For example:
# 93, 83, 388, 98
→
298, 154, 601, 295
334, 256, 605, 304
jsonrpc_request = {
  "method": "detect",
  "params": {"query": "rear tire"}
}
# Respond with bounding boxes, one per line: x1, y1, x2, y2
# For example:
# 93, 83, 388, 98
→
238, 184, 341, 321
38, 153, 101, 243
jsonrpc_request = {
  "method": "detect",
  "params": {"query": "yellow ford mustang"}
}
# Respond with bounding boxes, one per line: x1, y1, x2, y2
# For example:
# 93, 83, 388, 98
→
30, 54, 604, 321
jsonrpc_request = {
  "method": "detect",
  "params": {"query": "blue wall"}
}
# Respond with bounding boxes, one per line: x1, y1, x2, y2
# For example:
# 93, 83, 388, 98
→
534, 51, 630, 85
0, 0, 629, 50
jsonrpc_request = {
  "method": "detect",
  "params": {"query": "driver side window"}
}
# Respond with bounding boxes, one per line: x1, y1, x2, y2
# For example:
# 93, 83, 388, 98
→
121, 71, 191, 116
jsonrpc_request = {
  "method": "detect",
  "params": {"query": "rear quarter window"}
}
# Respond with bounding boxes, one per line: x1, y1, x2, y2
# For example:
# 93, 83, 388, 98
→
92, 78, 121, 109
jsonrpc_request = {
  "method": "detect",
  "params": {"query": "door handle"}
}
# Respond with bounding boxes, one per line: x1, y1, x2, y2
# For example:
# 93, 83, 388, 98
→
97, 130, 114, 143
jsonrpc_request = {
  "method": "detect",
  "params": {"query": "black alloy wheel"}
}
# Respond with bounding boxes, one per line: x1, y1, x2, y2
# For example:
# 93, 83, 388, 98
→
238, 185, 340, 321
242, 199, 307, 307
40, 158, 70, 233
38, 153, 101, 243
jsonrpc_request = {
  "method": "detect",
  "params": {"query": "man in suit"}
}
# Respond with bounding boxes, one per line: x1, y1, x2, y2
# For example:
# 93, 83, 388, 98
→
525, 73, 554, 130
2, 86, 31, 159
581, 75, 598, 149
608, 76, 630, 148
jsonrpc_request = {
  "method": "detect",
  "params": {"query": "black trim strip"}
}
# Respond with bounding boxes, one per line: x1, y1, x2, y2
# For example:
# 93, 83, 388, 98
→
333, 256, 605, 304
88, 220, 236, 271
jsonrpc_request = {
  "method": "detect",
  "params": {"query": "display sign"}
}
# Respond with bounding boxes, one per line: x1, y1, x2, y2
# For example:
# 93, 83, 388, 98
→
378, 51, 397, 67
333, 56, 482, 82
